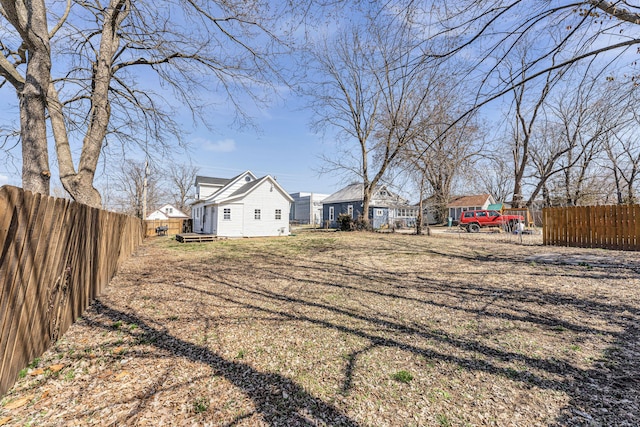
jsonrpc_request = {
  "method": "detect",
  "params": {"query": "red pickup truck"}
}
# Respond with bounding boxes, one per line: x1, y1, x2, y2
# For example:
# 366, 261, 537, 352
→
459, 210, 525, 233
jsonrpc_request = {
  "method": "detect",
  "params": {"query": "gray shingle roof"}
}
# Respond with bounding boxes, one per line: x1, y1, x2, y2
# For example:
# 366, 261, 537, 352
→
227, 177, 265, 198
324, 183, 409, 206
195, 175, 232, 186
322, 183, 363, 203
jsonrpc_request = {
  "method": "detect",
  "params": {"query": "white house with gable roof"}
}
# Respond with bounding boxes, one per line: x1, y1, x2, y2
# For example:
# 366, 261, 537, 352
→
145, 203, 189, 220
191, 171, 293, 237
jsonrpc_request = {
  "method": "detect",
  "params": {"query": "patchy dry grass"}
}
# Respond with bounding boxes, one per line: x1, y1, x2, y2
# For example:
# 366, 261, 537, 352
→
2, 230, 640, 426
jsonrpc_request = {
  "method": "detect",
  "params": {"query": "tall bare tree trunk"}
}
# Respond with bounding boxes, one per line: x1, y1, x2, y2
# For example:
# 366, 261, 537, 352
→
53, 0, 130, 208
1, 0, 52, 194
20, 53, 51, 194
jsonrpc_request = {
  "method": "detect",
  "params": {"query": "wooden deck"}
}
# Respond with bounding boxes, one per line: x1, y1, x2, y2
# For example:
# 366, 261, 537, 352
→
175, 233, 216, 243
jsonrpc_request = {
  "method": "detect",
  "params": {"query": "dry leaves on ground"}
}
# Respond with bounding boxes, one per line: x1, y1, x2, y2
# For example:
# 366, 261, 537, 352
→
1, 229, 639, 426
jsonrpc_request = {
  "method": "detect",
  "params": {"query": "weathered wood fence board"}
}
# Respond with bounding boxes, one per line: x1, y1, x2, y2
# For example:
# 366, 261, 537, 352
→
143, 218, 188, 237
543, 205, 640, 251
0, 186, 143, 396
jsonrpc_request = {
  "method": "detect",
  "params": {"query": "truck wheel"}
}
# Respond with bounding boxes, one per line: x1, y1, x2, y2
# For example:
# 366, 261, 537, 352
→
469, 223, 480, 233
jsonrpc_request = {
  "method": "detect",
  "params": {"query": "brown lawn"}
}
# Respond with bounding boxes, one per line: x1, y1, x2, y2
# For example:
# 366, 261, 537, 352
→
1, 229, 639, 426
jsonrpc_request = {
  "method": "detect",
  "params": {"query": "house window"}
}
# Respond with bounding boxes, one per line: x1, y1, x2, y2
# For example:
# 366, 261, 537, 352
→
275, 209, 282, 220
223, 208, 231, 220
255, 209, 261, 220
329, 206, 334, 221
347, 205, 353, 218
376, 209, 384, 217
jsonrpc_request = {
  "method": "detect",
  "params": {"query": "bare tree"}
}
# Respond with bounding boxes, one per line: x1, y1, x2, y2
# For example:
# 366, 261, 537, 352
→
112, 159, 162, 218
539, 77, 616, 206
311, 10, 443, 226
429, 1, 640, 112
0, 0, 56, 194
501, 45, 567, 208
168, 163, 199, 213
604, 120, 640, 204
473, 154, 513, 205
0, 0, 319, 206
404, 91, 483, 226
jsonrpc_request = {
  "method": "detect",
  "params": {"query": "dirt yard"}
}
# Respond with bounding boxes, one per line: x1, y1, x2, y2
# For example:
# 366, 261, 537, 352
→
1, 230, 639, 426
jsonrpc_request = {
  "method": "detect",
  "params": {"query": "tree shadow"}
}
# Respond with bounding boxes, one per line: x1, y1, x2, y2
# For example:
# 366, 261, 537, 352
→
85, 300, 359, 427
551, 324, 640, 426
168, 246, 640, 425
93, 237, 640, 426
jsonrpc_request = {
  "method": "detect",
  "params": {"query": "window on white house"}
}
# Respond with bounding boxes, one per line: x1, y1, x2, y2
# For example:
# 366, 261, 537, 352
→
275, 209, 282, 220
223, 208, 231, 220
255, 209, 261, 220
347, 205, 353, 218
329, 206, 334, 221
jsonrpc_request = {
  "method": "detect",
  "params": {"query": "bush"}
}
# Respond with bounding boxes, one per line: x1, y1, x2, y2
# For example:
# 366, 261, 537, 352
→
337, 213, 354, 231
337, 214, 371, 231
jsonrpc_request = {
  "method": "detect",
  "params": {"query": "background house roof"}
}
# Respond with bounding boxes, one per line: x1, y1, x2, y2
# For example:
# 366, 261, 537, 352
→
323, 183, 410, 206
145, 203, 189, 220
322, 183, 364, 204
448, 194, 493, 208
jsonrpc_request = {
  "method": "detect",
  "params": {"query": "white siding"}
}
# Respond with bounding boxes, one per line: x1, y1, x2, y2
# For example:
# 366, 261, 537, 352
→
197, 184, 223, 200
241, 180, 290, 237
195, 174, 291, 237
217, 203, 245, 237
146, 210, 167, 220
212, 172, 256, 201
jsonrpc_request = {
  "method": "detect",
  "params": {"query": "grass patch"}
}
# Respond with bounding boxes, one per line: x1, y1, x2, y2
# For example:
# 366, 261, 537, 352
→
436, 413, 452, 427
391, 370, 413, 383
192, 397, 209, 414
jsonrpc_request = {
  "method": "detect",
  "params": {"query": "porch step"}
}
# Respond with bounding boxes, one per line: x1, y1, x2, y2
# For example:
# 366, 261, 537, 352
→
175, 233, 216, 243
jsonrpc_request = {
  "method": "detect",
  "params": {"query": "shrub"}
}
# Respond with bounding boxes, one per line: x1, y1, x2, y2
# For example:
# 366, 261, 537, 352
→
337, 213, 354, 231
337, 213, 371, 231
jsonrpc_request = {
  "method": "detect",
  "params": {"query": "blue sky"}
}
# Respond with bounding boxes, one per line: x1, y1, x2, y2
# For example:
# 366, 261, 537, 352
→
169, 99, 343, 195
2, 2, 636, 201
0, 79, 345, 197
0, 2, 350, 198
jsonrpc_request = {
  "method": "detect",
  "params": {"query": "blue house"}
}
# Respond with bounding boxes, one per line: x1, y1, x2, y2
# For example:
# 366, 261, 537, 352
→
322, 183, 416, 229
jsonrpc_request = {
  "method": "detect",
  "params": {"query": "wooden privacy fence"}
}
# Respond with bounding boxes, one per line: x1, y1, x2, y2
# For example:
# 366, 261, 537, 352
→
144, 218, 188, 237
0, 186, 144, 396
543, 205, 640, 251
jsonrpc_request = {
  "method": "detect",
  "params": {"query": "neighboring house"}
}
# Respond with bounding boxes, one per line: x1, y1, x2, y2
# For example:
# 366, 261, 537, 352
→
289, 192, 329, 225
191, 170, 293, 237
422, 194, 496, 224
322, 183, 416, 229
145, 204, 189, 220
448, 194, 495, 221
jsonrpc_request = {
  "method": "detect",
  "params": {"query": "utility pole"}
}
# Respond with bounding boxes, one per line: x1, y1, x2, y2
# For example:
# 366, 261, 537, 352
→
142, 158, 149, 219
